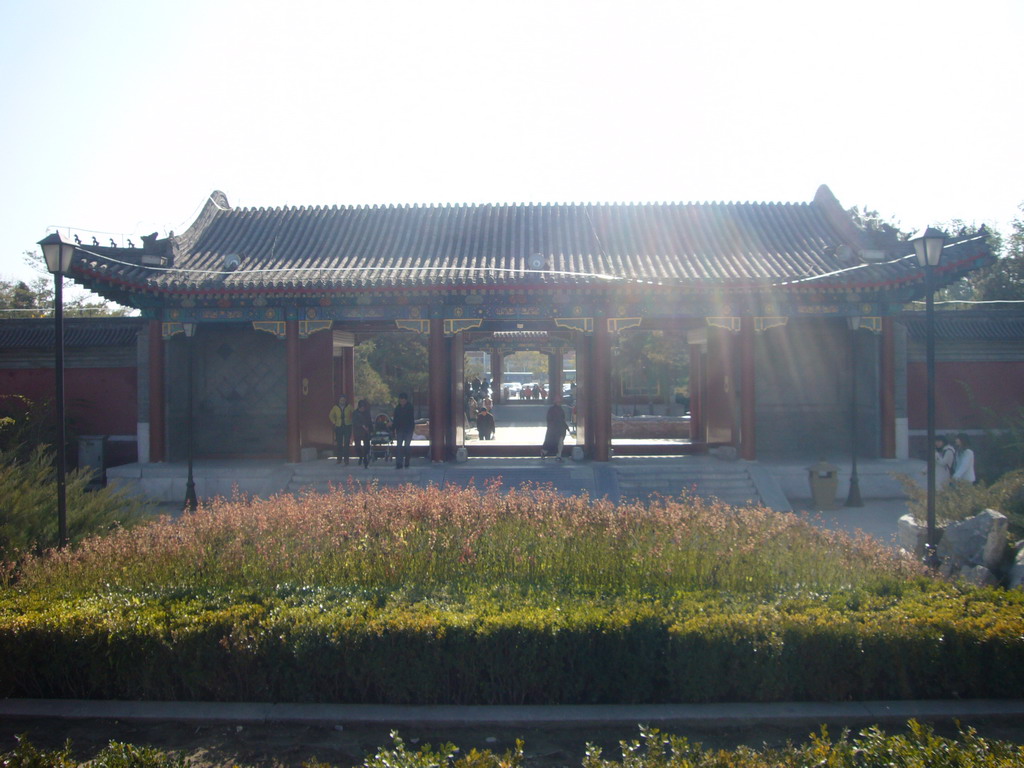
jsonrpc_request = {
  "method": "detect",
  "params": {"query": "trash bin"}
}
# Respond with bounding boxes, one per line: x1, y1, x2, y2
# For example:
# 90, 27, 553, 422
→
807, 460, 839, 510
78, 435, 108, 488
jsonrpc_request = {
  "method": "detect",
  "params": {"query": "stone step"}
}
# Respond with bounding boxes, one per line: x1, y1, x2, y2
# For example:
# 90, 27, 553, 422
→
615, 465, 761, 507
618, 476, 756, 489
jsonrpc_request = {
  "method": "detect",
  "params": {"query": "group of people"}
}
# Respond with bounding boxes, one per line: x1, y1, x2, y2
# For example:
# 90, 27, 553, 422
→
329, 388, 571, 462
934, 432, 976, 490
515, 383, 547, 401
466, 385, 496, 440
329, 392, 416, 470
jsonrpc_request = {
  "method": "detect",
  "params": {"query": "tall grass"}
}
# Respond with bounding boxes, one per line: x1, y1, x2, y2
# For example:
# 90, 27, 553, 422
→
898, 469, 1024, 537
13, 480, 921, 602
0, 445, 149, 565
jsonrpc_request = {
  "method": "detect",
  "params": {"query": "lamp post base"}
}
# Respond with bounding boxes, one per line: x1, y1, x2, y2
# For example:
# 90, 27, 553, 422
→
184, 480, 198, 512
844, 476, 863, 507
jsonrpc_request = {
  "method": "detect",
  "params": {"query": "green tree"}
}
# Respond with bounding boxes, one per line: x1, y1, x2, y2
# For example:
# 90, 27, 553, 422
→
968, 207, 1024, 300
0, 280, 47, 317
612, 330, 689, 415
937, 209, 1022, 302
354, 340, 393, 406
0, 250, 131, 317
355, 334, 429, 408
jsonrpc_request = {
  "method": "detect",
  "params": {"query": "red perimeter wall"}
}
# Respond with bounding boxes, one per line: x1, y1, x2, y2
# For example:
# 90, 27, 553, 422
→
0, 367, 138, 465
907, 361, 1024, 430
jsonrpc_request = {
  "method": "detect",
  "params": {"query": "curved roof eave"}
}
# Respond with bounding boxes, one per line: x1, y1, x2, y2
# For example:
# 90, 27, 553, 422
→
59, 188, 993, 306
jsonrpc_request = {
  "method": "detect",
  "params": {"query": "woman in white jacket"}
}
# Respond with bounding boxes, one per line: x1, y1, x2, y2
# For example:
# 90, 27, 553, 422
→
953, 432, 976, 484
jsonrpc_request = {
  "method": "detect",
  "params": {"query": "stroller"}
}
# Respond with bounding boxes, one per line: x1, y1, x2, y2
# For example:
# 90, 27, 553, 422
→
370, 413, 394, 462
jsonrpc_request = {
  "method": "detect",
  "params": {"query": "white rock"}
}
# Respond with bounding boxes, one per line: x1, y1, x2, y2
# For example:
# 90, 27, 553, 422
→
1007, 542, 1024, 590
897, 514, 943, 559
958, 564, 999, 587
937, 509, 1009, 571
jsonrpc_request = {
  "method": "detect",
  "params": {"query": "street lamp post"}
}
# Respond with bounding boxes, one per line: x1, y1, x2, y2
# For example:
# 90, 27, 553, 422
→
183, 322, 198, 512
912, 228, 945, 568
845, 316, 863, 507
37, 232, 76, 548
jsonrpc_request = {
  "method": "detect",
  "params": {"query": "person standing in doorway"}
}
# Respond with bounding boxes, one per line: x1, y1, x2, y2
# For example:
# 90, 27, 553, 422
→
541, 394, 569, 460
953, 432, 976, 484
393, 392, 415, 469
352, 399, 373, 468
476, 407, 495, 440
329, 394, 353, 465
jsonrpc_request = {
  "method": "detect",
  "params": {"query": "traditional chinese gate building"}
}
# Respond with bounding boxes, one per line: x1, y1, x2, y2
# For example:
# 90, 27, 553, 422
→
59, 186, 991, 463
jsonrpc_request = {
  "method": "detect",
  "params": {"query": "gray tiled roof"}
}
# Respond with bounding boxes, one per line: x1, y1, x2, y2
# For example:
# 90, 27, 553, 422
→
0, 318, 143, 348
902, 310, 1024, 340
67, 186, 992, 300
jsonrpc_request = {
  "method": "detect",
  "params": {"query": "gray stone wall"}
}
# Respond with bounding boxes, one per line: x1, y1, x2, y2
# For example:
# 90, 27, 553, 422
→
167, 324, 287, 460
755, 319, 881, 460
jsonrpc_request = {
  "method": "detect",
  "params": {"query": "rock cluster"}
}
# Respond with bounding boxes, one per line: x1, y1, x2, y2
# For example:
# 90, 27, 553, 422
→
898, 508, 1023, 588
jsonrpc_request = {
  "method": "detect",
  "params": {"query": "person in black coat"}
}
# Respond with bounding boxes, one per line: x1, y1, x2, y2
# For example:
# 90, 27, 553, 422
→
392, 392, 415, 469
541, 395, 568, 460
352, 399, 373, 468
476, 408, 495, 440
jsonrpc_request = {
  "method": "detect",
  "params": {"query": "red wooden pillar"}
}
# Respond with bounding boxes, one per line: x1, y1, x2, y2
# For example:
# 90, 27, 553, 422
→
448, 330, 465, 457
739, 318, 756, 460
286, 320, 301, 462
688, 337, 704, 444
574, 331, 590, 449
490, 350, 503, 404
549, 351, 563, 401
147, 320, 165, 462
880, 317, 896, 458
592, 318, 612, 461
428, 318, 447, 462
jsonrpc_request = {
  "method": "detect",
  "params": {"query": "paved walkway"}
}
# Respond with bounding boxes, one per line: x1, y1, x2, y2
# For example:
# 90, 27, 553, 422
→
3, 698, 1022, 727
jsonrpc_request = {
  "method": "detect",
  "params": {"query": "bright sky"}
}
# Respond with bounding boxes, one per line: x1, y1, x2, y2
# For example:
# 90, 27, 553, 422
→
1, 0, 1021, 291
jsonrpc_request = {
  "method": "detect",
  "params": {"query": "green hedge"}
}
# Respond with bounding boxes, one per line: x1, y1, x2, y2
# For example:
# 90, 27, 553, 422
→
1, 587, 1022, 703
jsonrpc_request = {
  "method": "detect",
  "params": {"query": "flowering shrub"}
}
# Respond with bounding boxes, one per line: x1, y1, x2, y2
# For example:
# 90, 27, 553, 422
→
5, 722, 1024, 768
2, 484, 1022, 703
15, 481, 920, 601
